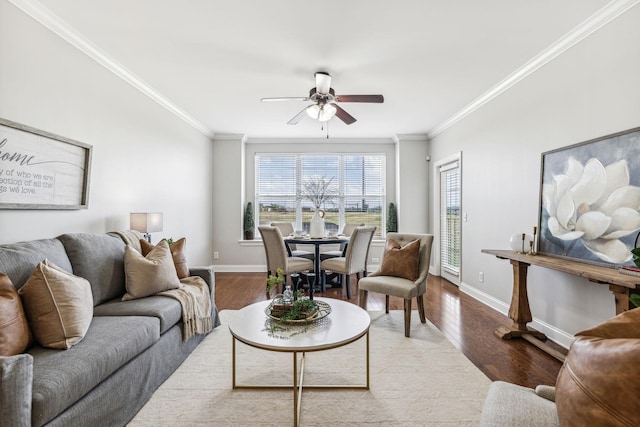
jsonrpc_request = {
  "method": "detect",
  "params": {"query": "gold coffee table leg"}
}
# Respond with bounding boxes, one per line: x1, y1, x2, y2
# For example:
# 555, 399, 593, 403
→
232, 331, 370, 427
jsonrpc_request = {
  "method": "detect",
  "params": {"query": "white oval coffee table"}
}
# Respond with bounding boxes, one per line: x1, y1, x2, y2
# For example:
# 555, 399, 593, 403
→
228, 297, 370, 427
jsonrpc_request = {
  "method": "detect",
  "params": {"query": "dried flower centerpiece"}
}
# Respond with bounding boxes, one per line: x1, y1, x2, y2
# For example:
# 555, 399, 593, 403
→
303, 175, 338, 237
302, 175, 339, 209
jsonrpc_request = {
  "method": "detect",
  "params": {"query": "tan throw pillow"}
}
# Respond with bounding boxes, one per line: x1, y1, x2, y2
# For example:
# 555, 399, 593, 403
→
555, 308, 640, 427
18, 260, 93, 350
378, 238, 420, 281
140, 237, 190, 279
122, 239, 181, 301
0, 272, 33, 355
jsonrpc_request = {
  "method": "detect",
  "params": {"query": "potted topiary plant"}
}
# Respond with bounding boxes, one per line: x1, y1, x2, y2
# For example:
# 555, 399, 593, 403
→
387, 202, 398, 233
243, 202, 255, 240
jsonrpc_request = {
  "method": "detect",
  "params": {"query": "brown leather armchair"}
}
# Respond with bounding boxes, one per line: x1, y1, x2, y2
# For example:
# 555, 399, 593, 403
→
480, 307, 640, 426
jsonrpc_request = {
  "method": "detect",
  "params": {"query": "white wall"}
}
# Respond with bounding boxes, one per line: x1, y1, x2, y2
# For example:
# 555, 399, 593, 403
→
0, 1, 214, 265
429, 5, 640, 347
395, 134, 430, 233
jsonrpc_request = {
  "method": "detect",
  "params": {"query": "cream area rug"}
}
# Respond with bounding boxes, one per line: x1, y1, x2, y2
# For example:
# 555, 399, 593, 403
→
128, 309, 491, 426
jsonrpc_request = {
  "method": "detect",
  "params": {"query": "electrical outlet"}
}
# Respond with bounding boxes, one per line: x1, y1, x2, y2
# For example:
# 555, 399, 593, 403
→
372, 257, 380, 263
479, 272, 484, 283
213, 251, 219, 259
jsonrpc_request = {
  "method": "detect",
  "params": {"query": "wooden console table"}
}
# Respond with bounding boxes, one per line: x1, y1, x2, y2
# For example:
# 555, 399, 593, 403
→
482, 249, 640, 362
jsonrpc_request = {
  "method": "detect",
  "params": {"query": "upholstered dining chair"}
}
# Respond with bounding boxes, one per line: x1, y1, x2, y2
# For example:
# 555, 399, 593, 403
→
320, 222, 365, 261
258, 226, 314, 293
358, 233, 434, 337
270, 222, 314, 260
319, 226, 376, 299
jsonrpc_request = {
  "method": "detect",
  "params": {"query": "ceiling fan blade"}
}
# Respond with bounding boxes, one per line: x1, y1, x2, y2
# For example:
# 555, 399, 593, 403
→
333, 104, 357, 125
287, 106, 311, 125
335, 94, 384, 103
261, 97, 309, 102
315, 71, 332, 95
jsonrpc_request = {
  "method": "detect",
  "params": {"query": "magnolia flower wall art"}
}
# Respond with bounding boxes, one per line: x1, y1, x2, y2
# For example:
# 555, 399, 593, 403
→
538, 128, 640, 266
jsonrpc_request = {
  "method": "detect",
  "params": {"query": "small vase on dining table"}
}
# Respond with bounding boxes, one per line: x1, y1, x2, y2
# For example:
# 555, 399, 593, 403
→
310, 209, 325, 238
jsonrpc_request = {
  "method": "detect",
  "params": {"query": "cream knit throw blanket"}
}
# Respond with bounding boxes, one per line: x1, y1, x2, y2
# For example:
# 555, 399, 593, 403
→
159, 276, 212, 341
112, 230, 143, 252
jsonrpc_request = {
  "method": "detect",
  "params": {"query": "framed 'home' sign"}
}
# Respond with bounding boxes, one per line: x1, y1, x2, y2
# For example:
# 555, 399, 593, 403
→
0, 118, 92, 209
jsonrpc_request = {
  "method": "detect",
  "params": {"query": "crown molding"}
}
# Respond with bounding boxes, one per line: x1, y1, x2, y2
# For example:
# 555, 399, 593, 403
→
393, 134, 429, 143
8, 0, 215, 139
430, 0, 640, 137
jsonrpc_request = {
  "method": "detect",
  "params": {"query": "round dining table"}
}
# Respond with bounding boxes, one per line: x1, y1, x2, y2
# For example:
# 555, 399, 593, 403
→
285, 235, 348, 298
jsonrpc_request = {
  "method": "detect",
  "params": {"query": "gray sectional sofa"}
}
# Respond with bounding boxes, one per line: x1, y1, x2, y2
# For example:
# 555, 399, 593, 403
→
0, 232, 220, 427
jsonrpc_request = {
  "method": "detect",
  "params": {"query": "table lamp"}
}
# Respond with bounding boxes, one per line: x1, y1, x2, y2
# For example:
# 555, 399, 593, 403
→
130, 212, 163, 242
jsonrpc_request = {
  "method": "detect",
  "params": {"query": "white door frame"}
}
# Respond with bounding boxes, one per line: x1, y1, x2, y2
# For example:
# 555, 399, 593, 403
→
433, 152, 462, 286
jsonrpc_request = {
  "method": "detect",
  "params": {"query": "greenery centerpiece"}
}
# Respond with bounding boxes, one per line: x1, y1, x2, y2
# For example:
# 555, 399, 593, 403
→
268, 295, 320, 321
627, 236, 640, 307
632, 237, 640, 268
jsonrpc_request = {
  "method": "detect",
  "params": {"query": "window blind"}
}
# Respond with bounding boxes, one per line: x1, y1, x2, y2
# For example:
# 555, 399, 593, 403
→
440, 161, 461, 276
255, 153, 385, 236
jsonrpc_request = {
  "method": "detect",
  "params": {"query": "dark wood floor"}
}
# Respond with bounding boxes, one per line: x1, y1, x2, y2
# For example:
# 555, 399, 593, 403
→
215, 272, 564, 389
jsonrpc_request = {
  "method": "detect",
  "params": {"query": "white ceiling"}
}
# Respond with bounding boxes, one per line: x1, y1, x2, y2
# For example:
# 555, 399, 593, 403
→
20, 0, 622, 139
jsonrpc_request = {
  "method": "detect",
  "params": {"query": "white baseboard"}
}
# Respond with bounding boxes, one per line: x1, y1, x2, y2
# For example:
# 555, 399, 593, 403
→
212, 265, 265, 273
212, 264, 382, 273
459, 282, 573, 349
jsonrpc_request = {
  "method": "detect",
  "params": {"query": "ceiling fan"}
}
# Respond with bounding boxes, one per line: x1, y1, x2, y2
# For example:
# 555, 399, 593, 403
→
261, 71, 384, 125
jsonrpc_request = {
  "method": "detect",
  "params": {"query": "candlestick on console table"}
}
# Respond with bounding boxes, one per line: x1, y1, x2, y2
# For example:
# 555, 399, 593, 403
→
531, 226, 538, 255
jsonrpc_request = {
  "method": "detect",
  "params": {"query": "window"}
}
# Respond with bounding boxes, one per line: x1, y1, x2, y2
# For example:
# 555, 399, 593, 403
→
440, 160, 461, 277
255, 153, 385, 237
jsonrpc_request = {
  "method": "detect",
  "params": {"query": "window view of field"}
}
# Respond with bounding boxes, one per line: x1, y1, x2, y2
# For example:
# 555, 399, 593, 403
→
259, 206, 383, 237
255, 153, 386, 237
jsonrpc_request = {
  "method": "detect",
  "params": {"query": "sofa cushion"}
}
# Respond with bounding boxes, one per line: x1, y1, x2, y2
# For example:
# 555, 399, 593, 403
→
122, 240, 181, 301
28, 315, 160, 427
555, 308, 640, 427
141, 237, 190, 279
0, 238, 73, 290
378, 238, 420, 281
0, 353, 33, 427
93, 295, 182, 334
0, 272, 33, 356
18, 260, 93, 350
57, 233, 127, 306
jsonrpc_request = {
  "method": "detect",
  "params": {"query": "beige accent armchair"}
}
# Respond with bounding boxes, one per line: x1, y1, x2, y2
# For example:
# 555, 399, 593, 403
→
320, 226, 376, 299
258, 226, 314, 292
270, 222, 314, 260
358, 233, 434, 337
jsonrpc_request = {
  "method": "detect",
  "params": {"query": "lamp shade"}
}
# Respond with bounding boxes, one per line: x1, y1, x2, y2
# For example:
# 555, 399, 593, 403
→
130, 212, 163, 233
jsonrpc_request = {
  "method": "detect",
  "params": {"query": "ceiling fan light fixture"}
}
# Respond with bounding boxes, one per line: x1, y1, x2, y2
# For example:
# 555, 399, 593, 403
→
306, 103, 336, 122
